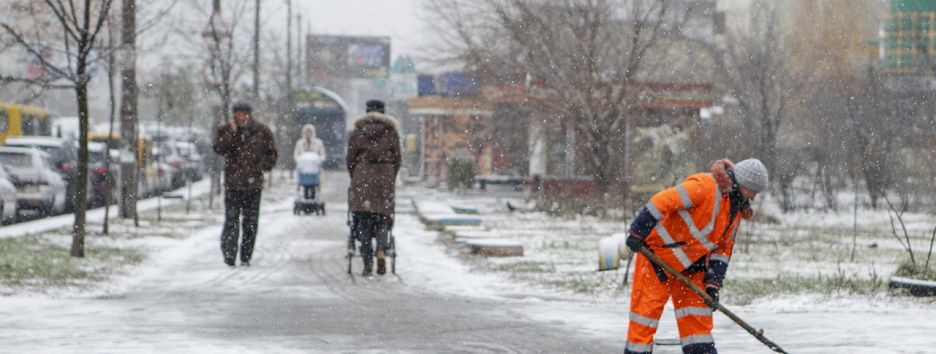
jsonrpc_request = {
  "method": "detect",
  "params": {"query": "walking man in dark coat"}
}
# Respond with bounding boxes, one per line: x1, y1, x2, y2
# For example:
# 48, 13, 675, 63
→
213, 102, 278, 267
347, 100, 401, 276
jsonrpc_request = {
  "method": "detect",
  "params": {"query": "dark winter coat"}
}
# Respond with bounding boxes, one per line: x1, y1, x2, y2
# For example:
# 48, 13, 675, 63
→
346, 112, 401, 217
213, 119, 278, 190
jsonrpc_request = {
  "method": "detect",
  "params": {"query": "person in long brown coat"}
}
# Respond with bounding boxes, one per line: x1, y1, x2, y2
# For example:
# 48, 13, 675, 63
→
213, 102, 278, 267
346, 99, 401, 276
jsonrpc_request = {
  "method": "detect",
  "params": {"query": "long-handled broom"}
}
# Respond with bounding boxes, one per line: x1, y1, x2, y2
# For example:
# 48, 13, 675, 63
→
634, 245, 789, 354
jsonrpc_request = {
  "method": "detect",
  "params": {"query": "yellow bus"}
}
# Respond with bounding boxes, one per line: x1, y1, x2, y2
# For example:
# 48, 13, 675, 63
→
0, 102, 54, 143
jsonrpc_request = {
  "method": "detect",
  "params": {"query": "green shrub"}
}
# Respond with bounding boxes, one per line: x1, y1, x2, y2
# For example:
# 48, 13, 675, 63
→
446, 158, 476, 191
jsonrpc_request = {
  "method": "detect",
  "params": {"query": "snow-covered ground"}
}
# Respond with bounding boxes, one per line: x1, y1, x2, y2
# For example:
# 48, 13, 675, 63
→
397, 184, 936, 353
1, 174, 934, 353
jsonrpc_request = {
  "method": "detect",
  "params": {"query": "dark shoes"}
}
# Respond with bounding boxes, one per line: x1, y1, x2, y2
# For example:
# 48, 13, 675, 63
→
225, 259, 236, 267
241, 261, 250, 267
376, 250, 386, 275
362, 265, 373, 276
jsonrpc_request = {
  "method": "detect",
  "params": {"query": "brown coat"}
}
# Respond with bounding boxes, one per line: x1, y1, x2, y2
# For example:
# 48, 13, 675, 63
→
347, 112, 401, 216
213, 119, 278, 190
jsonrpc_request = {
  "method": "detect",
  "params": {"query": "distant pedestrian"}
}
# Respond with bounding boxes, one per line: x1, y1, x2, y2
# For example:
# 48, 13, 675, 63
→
293, 124, 327, 163
213, 102, 278, 267
346, 100, 401, 276
623, 158, 768, 354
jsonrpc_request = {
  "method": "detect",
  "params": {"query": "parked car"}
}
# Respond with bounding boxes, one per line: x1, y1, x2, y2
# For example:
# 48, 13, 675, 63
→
88, 142, 120, 207
0, 147, 67, 216
3, 136, 77, 211
0, 165, 18, 224
153, 141, 185, 189
174, 141, 204, 182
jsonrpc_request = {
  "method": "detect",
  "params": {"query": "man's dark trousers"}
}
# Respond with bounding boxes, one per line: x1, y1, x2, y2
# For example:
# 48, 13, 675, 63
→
222, 188, 262, 265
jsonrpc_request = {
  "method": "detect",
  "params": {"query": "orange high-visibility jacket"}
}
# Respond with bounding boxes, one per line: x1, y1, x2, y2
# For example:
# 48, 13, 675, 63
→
643, 172, 741, 271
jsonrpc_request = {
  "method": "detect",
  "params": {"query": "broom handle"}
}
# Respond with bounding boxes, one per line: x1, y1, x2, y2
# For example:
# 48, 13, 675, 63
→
635, 245, 789, 354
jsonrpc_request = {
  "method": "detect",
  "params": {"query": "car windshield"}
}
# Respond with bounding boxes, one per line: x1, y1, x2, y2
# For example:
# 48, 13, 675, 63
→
176, 145, 191, 157
90, 149, 107, 162
0, 152, 34, 168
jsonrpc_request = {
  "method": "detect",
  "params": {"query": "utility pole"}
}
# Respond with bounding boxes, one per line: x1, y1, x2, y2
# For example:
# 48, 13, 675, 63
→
297, 11, 302, 88
205, 0, 230, 206
252, 0, 260, 102
285, 0, 292, 97
119, 0, 138, 221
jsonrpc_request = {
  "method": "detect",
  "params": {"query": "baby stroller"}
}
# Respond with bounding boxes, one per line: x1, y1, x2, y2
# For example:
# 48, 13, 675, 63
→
293, 152, 325, 215
346, 188, 396, 275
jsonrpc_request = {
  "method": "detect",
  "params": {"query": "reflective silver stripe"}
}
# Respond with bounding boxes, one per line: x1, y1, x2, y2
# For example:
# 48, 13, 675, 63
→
675, 177, 722, 252
676, 184, 692, 209
629, 312, 659, 328
654, 224, 693, 268
674, 306, 713, 319
625, 341, 654, 353
710, 253, 730, 264
646, 202, 662, 219
678, 210, 718, 251
681, 334, 715, 346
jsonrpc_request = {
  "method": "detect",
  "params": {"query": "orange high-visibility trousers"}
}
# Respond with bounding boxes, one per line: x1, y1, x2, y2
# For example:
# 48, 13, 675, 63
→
625, 254, 715, 354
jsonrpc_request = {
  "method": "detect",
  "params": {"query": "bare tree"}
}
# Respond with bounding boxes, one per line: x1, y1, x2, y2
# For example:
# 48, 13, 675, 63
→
426, 0, 697, 206
144, 68, 199, 127
1, 0, 113, 257
196, 0, 253, 204
713, 0, 807, 212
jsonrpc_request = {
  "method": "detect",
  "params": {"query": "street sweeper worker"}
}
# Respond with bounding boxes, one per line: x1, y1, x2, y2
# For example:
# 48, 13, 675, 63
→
623, 158, 768, 354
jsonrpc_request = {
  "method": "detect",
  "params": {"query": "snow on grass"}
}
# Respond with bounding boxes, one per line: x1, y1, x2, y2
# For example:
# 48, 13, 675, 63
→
401, 185, 936, 353
405, 185, 936, 305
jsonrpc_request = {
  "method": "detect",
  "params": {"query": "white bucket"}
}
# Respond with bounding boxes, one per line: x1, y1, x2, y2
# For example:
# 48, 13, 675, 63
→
612, 232, 631, 260
598, 237, 620, 271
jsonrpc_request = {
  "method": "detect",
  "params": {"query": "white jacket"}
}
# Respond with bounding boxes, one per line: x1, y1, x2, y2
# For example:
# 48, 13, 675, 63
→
293, 124, 327, 162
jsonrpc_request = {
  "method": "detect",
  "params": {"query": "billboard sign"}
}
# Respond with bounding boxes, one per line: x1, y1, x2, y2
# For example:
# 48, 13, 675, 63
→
307, 35, 390, 79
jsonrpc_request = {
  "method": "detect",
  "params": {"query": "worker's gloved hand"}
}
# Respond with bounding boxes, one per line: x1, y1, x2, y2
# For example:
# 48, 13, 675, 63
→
704, 283, 720, 310
625, 233, 645, 252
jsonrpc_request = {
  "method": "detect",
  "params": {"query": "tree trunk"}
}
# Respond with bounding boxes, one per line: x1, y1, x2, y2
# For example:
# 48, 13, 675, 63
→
71, 76, 90, 258
119, 0, 138, 220
103, 18, 117, 234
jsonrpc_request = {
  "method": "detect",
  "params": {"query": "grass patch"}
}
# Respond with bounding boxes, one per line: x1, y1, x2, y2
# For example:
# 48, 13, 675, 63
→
545, 273, 608, 294
0, 235, 143, 292
894, 262, 936, 282
494, 260, 555, 273
725, 269, 886, 305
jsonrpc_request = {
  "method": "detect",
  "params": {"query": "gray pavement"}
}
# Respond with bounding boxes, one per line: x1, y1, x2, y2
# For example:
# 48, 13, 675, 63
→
2, 171, 619, 353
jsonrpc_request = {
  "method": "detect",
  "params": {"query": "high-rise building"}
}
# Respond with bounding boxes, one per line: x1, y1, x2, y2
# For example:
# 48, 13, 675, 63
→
885, 0, 936, 74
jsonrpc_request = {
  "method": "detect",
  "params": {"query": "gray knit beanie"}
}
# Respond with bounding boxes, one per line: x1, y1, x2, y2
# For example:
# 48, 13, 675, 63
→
733, 159, 769, 193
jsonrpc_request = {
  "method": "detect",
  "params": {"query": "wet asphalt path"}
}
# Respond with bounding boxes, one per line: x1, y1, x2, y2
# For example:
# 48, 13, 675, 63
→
0, 171, 619, 353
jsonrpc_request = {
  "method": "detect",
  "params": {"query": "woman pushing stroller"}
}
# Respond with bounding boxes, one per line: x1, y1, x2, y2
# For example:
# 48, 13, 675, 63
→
293, 124, 327, 215
293, 124, 327, 163
346, 100, 401, 276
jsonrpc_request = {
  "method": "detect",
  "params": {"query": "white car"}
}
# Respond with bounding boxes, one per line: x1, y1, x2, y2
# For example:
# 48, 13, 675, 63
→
0, 147, 67, 216
174, 141, 205, 182
0, 165, 17, 224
